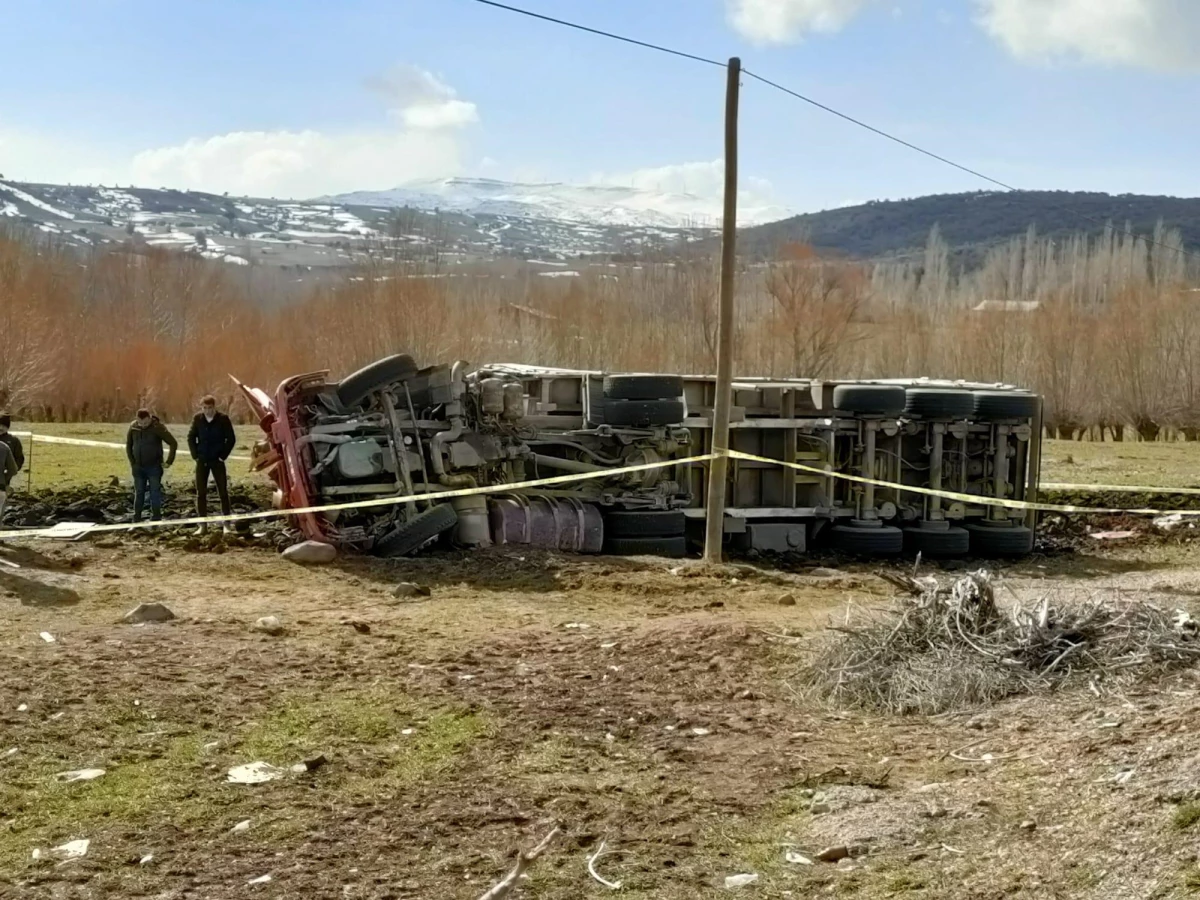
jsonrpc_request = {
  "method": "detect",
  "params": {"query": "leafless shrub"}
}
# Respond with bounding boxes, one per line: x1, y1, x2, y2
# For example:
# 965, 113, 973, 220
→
805, 572, 1200, 715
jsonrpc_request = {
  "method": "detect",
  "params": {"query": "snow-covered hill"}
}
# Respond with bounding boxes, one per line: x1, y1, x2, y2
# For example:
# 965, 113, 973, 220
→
324, 177, 790, 229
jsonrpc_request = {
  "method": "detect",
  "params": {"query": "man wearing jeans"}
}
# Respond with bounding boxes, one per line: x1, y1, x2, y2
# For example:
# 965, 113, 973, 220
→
187, 395, 237, 534
125, 408, 177, 523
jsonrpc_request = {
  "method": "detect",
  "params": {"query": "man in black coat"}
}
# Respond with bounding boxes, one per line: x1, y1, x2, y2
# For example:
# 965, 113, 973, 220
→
126, 408, 178, 522
187, 395, 237, 534
0, 414, 25, 472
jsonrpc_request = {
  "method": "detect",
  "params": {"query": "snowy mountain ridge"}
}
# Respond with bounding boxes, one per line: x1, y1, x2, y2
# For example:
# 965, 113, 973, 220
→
323, 177, 790, 229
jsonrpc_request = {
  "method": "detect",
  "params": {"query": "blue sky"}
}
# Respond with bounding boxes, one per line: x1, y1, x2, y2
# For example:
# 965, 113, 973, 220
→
1, 0, 1197, 216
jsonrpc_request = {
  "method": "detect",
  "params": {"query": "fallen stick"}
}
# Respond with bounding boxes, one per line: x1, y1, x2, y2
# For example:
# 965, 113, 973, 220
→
587, 840, 623, 890
477, 826, 561, 900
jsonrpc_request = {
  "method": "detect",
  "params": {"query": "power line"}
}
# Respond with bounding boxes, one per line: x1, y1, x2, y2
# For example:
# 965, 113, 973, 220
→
740, 70, 1019, 194
465, 0, 1200, 264
467, 0, 724, 68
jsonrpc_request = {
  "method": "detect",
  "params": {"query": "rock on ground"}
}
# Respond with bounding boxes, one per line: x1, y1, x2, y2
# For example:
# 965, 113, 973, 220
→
393, 582, 432, 599
122, 602, 176, 624
252, 616, 284, 636
281, 541, 337, 565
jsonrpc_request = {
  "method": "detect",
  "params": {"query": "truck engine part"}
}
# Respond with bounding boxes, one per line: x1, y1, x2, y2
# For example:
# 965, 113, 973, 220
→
489, 496, 604, 552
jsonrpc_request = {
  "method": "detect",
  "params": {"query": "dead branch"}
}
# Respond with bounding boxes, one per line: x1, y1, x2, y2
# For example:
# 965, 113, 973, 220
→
476, 826, 561, 900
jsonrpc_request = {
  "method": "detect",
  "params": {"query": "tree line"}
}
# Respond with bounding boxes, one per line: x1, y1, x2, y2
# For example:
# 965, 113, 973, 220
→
0, 221, 1195, 439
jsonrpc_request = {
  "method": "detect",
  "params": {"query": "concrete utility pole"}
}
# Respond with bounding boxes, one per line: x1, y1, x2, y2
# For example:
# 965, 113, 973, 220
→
703, 57, 740, 564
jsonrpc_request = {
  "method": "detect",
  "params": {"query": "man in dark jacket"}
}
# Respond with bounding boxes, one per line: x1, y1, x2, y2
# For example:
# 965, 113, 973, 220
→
0, 414, 25, 472
0, 439, 19, 522
187, 395, 237, 534
126, 408, 178, 523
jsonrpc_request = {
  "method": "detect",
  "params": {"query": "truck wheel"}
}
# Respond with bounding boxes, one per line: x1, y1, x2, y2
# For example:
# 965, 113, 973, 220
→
830, 524, 904, 556
602, 374, 684, 401
832, 385, 907, 417
337, 354, 419, 409
965, 521, 1034, 558
903, 524, 970, 558
603, 535, 688, 558
605, 509, 686, 538
971, 391, 1039, 421
373, 503, 458, 558
904, 388, 974, 420
603, 399, 685, 427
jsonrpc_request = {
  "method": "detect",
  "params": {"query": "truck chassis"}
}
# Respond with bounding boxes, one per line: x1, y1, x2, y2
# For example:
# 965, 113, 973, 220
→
235, 356, 1042, 559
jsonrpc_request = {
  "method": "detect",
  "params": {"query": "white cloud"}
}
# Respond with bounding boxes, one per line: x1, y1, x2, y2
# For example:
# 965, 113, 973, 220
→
591, 160, 791, 224
3, 65, 477, 199
727, 0, 873, 44
977, 0, 1200, 70
130, 66, 477, 197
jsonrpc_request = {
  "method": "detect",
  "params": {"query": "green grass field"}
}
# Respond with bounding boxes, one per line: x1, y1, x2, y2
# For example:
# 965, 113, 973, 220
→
11, 423, 267, 492
1040, 438, 1200, 489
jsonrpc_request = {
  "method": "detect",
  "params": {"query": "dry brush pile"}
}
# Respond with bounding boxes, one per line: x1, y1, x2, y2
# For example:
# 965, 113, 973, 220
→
805, 571, 1200, 715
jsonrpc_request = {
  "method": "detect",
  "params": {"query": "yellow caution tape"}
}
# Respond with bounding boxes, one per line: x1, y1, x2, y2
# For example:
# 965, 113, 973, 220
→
722, 450, 1200, 517
0, 453, 719, 541
5, 437, 1200, 544
1040, 482, 1200, 495
13, 431, 251, 462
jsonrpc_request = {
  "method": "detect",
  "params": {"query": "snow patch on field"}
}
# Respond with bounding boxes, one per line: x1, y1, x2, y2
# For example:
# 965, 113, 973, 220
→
0, 182, 77, 220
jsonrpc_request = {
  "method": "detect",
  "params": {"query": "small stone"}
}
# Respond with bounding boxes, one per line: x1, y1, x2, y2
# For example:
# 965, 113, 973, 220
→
252, 616, 284, 636
231, 819, 252, 833
54, 768, 106, 783
392, 582, 431, 599
816, 845, 850, 863
282, 540, 336, 565
122, 602, 176, 625
51, 839, 89, 860
1019, 820, 1037, 832
778, 593, 797, 606
345, 620, 371, 634
810, 801, 831, 814
724, 873, 759, 889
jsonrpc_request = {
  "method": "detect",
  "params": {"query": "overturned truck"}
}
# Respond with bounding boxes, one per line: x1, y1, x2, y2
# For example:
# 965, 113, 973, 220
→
234, 355, 1043, 560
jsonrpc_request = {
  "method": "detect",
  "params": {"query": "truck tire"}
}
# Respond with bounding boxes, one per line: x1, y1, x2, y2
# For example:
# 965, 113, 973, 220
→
373, 503, 458, 558
903, 524, 970, 558
337, 354, 419, 409
602, 374, 684, 401
605, 509, 686, 538
832, 385, 907, 417
603, 399, 685, 427
965, 521, 1034, 558
904, 388, 974, 420
971, 391, 1039, 421
603, 535, 688, 558
830, 524, 904, 556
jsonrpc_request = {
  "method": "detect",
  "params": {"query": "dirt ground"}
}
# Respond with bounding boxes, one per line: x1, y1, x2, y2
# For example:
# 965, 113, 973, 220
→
5, 526, 1200, 899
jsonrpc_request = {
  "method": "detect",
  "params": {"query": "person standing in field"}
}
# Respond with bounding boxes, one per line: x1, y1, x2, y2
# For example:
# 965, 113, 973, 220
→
0, 415, 25, 473
125, 407, 178, 523
187, 395, 237, 534
0, 439, 19, 522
